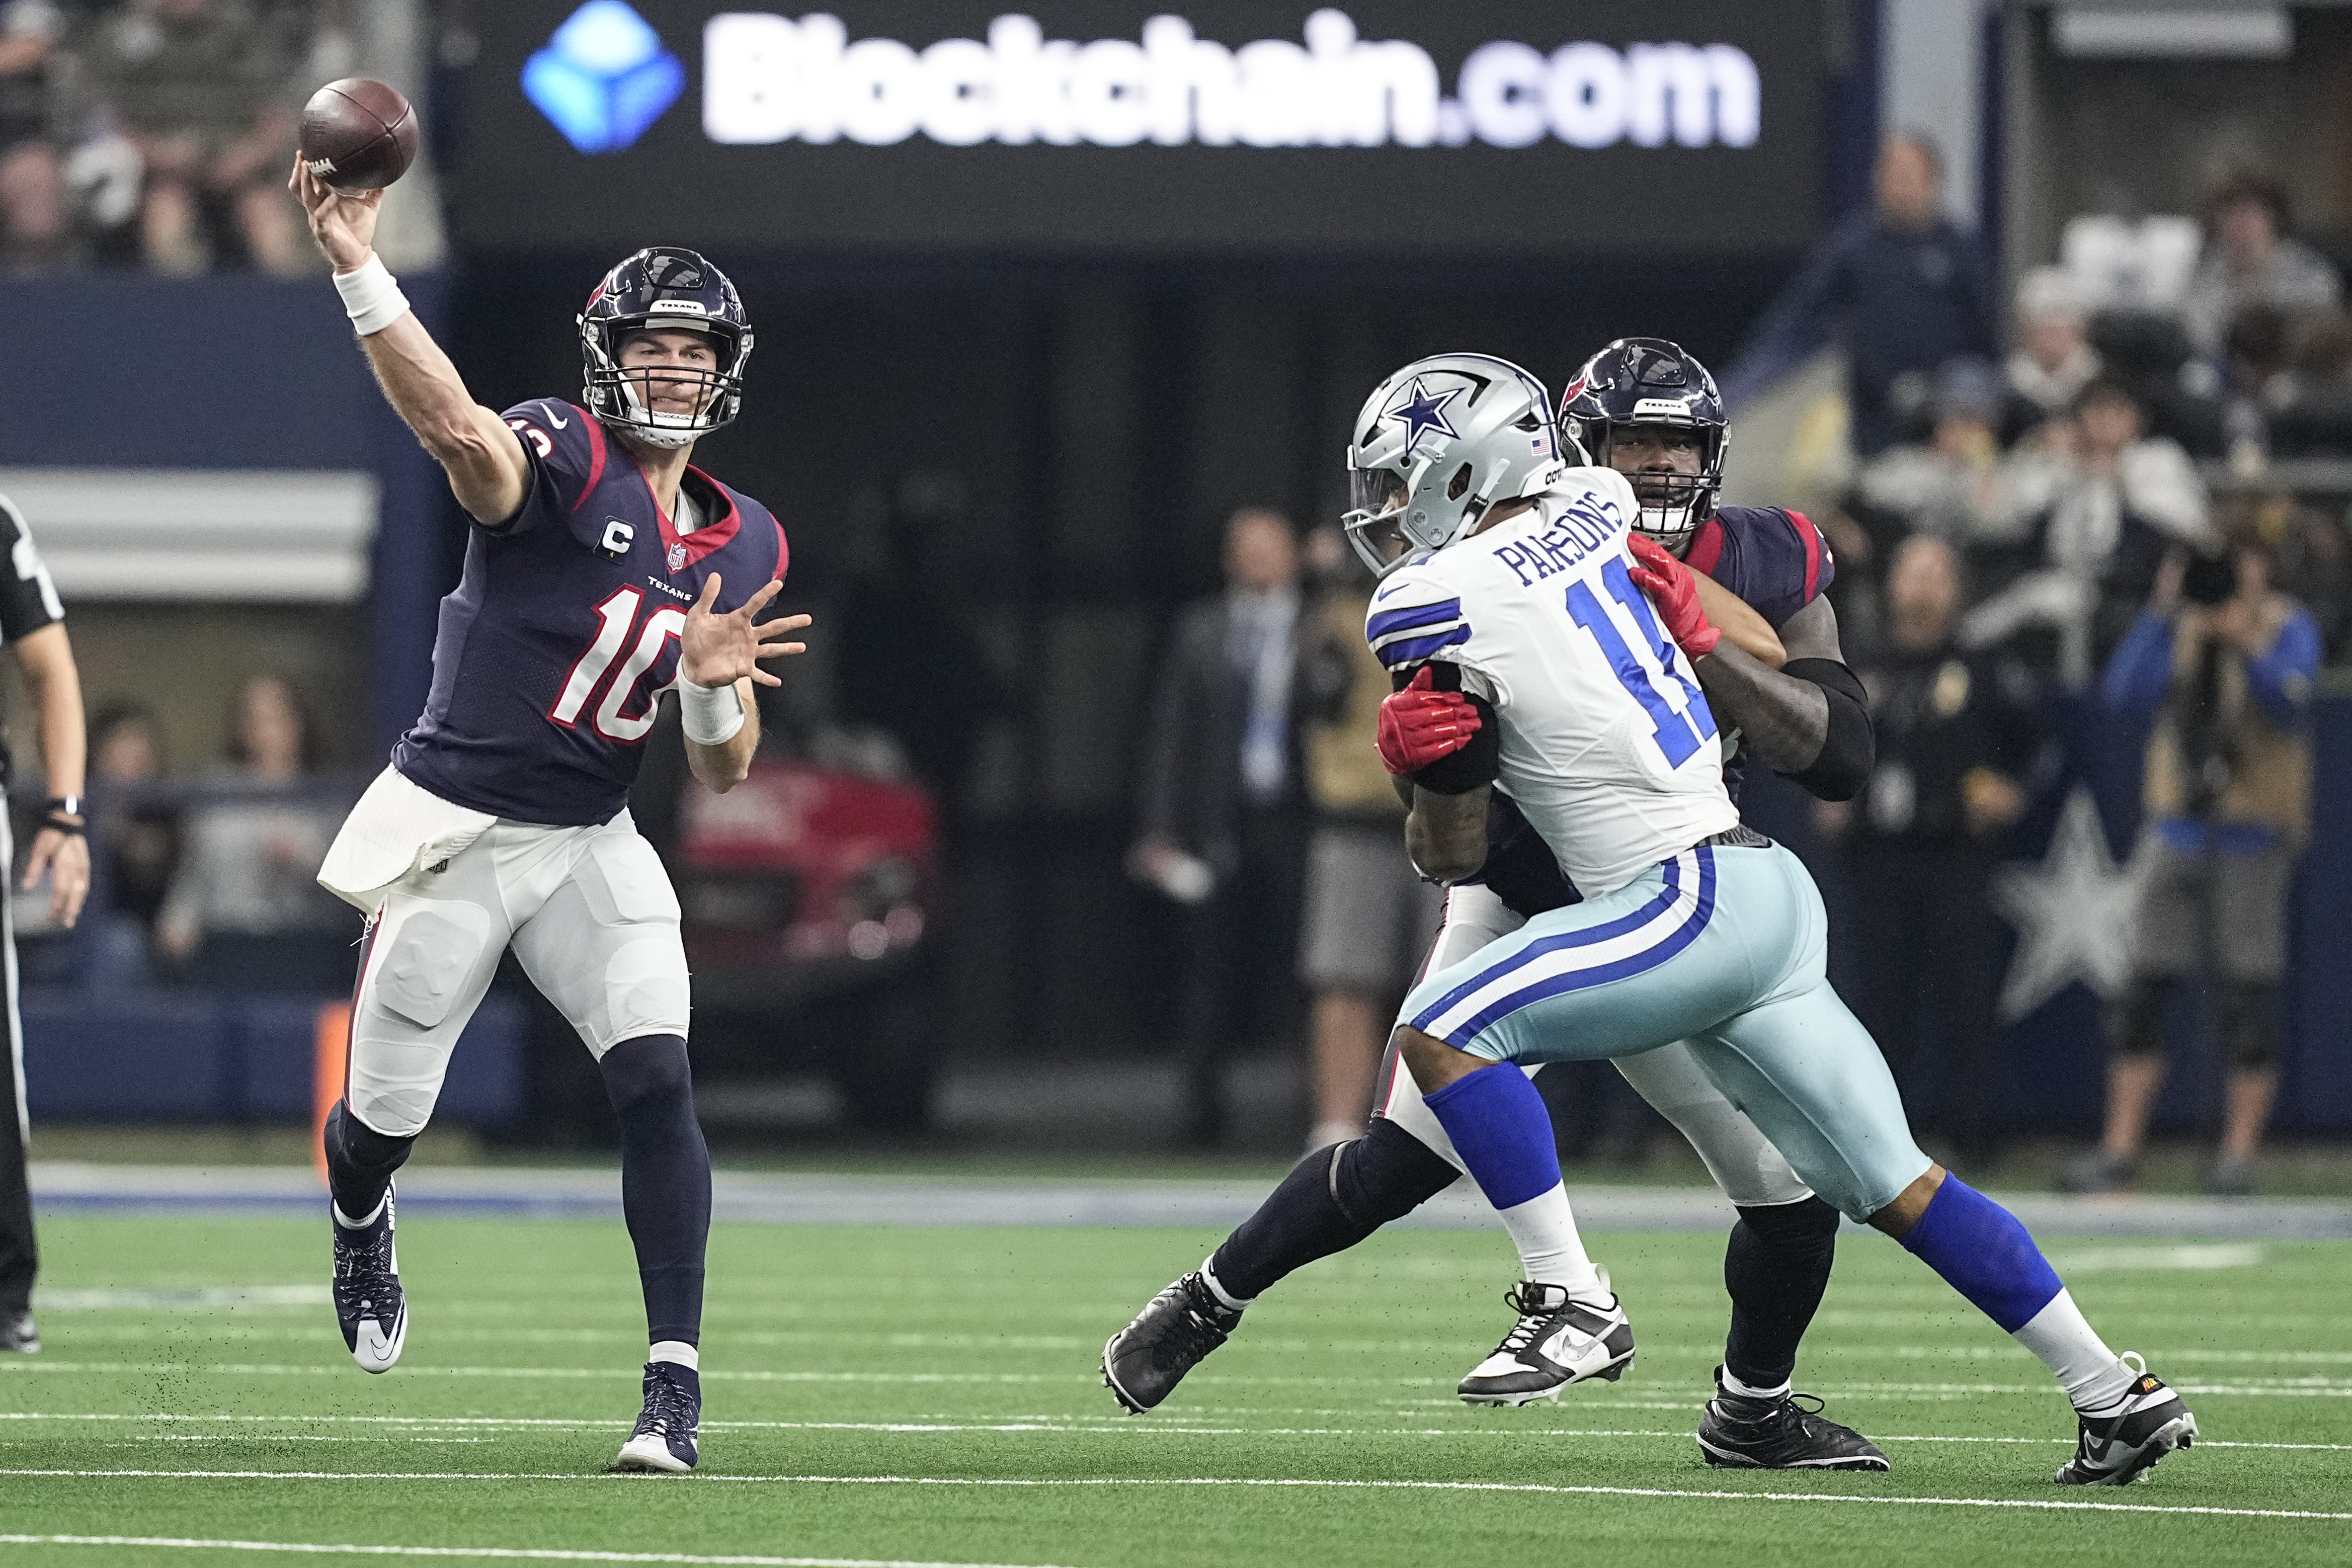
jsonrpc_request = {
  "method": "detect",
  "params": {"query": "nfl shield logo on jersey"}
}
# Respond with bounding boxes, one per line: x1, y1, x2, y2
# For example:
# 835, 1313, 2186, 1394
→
667, 542, 687, 571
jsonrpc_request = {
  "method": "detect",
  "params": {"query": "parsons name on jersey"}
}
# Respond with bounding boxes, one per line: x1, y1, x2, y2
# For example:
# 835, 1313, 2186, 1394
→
1366, 467, 1739, 897
392, 399, 789, 826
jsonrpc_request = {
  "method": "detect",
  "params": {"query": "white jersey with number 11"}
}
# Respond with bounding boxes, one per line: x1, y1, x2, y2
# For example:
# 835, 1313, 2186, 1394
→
1363, 467, 1738, 898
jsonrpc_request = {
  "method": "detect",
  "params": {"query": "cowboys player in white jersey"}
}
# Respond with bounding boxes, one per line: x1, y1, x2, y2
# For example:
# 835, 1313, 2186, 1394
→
1107, 352, 1888, 1471
1346, 353, 2195, 1486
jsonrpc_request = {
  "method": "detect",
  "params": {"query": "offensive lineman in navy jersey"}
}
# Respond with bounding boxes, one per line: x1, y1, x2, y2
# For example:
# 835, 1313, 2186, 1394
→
1107, 341, 1890, 1471
292, 162, 806, 1471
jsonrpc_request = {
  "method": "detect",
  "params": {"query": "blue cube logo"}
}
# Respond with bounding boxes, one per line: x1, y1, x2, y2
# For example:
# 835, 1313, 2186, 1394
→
523, 1, 684, 153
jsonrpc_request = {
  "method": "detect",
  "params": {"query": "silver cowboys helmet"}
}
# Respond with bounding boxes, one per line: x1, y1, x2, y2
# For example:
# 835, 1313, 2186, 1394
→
1343, 353, 1573, 576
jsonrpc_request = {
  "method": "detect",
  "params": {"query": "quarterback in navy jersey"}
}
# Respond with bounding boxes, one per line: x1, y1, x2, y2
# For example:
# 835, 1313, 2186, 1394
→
292, 160, 806, 1472
1106, 341, 1890, 1472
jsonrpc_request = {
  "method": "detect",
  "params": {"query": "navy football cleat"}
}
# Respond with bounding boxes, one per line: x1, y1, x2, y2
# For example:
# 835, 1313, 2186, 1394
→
1103, 1272, 1241, 1414
1457, 1274, 1635, 1406
2055, 1355, 2197, 1486
1697, 1366, 1889, 1470
331, 1185, 406, 1373
615, 1360, 701, 1471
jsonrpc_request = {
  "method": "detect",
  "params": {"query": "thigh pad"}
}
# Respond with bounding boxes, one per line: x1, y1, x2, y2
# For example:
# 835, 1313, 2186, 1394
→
373, 901, 497, 1030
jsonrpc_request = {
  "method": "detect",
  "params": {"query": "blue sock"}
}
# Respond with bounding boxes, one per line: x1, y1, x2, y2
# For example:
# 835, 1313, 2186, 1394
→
1422, 1065, 1560, 1211
1899, 1176, 2062, 1332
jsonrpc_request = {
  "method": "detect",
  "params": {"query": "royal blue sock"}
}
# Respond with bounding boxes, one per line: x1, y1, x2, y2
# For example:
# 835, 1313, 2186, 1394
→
1898, 1175, 2062, 1332
1422, 1063, 1560, 1211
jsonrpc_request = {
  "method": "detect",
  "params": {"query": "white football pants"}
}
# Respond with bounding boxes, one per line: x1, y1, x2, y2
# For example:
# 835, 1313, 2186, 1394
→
1376, 881, 1814, 1208
343, 809, 690, 1138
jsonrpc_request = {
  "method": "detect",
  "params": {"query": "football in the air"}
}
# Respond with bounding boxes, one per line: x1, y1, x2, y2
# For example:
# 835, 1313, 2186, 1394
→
299, 77, 419, 193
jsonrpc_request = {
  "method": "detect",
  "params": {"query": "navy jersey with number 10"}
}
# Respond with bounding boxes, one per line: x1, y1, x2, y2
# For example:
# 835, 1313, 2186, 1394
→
392, 399, 789, 827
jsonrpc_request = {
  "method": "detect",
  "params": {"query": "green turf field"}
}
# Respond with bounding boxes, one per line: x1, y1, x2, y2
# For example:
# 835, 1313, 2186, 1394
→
3, 1212, 2347, 1567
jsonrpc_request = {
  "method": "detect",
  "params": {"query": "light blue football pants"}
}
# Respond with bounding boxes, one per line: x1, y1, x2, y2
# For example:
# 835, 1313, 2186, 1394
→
1396, 842, 1932, 1220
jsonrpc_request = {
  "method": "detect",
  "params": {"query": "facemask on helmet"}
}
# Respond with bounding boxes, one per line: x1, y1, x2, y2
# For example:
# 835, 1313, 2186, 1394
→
1342, 354, 1567, 577
579, 247, 753, 450
1558, 338, 1729, 552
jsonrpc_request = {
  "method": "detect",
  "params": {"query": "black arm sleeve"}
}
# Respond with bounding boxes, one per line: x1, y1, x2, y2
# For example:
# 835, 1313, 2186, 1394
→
1779, 657, 1872, 801
1394, 659, 1502, 795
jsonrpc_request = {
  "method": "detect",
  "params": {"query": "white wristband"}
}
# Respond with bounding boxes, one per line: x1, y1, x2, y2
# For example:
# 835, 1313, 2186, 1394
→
333, 253, 410, 337
678, 676, 747, 747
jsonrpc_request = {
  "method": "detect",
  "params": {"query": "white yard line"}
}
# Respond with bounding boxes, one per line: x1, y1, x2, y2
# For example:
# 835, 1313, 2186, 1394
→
0, 1538, 1083, 1567
1, 1473, 2344, 1524
4, 1411, 2350, 1453
9, 1361, 2349, 1398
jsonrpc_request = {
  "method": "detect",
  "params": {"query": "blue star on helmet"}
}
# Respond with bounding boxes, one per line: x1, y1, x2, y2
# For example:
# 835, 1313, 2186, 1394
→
1382, 376, 1465, 456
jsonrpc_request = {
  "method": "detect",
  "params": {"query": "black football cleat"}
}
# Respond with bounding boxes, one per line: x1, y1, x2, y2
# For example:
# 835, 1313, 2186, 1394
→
615, 1360, 701, 1471
332, 1184, 406, 1373
1697, 1366, 1890, 1471
1457, 1274, 1636, 1406
2055, 1356, 2197, 1486
1102, 1271, 1241, 1414
0, 1309, 37, 1353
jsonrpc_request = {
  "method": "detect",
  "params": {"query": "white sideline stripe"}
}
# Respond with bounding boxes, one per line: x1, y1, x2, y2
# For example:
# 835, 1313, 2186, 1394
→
5, 1412, 2350, 1453
39, 1321, 2352, 1366
0, 1538, 1081, 1567
10, 1362, 2351, 1397
3, 1474, 2345, 1523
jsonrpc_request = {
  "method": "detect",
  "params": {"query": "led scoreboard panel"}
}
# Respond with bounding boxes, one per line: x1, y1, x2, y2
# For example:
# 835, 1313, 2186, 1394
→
454, 1, 1826, 255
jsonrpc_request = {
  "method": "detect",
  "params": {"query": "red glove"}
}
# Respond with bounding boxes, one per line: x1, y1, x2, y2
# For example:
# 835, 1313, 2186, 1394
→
1626, 533, 1722, 659
1376, 665, 1483, 775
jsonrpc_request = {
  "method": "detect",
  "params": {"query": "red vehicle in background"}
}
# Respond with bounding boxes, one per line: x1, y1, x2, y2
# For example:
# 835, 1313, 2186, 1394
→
674, 758, 940, 1130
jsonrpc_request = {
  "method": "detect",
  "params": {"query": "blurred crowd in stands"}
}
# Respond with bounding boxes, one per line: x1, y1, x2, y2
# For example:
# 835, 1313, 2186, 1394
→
20, 670, 351, 991
1736, 137, 2350, 687
1716, 135, 2338, 1190
0, 0, 366, 273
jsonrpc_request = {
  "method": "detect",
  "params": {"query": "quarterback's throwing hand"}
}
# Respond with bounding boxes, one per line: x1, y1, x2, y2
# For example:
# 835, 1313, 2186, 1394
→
1626, 534, 1722, 659
1377, 666, 1482, 775
681, 575, 810, 689
288, 155, 380, 273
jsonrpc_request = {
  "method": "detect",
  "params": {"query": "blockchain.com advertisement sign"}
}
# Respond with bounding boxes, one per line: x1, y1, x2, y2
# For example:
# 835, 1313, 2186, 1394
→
456, 1, 1824, 255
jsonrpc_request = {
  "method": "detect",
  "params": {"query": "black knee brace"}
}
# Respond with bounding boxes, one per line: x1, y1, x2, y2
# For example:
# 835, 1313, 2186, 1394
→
1207, 1119, 1460, 1302
2217, 981, 2278, 1070
322, 1099, 415, 1223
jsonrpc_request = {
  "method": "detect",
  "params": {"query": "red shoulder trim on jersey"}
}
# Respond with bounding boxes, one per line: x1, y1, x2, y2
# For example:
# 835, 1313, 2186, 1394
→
1686, 516, 1727, 578
1786, 509, 1822, 602
571, 406, 607, 513
643, 464, 743, 571
772, 516, 789, 581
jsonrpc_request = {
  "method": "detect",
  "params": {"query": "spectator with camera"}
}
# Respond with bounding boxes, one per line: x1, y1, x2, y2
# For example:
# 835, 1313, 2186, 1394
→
2070, 539, 2319, 1196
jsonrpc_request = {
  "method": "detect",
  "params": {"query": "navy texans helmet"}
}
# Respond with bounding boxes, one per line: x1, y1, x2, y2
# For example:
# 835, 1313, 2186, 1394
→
580, 246, 753, 449
1558, 338, 1728, 550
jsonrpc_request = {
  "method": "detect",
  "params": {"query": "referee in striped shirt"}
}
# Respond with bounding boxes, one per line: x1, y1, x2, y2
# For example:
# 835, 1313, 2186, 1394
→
0, 491, 91, 1354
